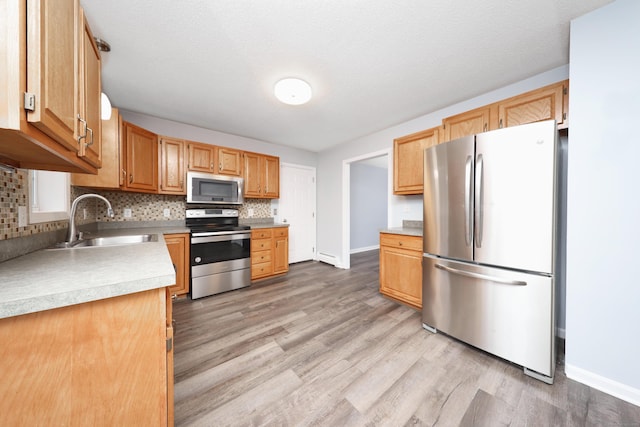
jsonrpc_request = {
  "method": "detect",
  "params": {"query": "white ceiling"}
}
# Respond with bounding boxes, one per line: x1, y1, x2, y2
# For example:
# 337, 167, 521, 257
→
81, 0, 612, 153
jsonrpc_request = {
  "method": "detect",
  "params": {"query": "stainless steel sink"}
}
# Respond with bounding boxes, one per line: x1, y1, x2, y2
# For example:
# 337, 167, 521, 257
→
51, 234, 159, 249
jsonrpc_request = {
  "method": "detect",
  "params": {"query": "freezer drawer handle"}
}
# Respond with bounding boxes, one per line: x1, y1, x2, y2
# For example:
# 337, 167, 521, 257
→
435, 263, 527, 286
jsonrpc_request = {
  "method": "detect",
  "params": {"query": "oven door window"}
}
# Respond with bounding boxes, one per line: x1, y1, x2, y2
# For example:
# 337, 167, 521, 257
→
191, 234, 250, 265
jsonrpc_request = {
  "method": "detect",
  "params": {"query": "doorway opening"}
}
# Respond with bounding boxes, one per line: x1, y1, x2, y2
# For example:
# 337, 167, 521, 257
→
341, 148, 391, 269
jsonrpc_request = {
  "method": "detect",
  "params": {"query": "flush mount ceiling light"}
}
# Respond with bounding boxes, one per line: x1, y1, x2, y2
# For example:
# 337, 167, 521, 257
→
274, 78, 312, 105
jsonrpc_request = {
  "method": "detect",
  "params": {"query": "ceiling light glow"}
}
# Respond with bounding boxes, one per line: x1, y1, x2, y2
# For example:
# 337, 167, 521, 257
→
274, 78, 312, 105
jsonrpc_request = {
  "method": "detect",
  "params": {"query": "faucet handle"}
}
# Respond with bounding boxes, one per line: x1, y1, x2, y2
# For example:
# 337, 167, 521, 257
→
78, 231, 84, 240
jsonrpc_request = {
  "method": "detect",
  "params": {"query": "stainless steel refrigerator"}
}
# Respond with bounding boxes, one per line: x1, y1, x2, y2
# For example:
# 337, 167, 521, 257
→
422, 119, 561, 384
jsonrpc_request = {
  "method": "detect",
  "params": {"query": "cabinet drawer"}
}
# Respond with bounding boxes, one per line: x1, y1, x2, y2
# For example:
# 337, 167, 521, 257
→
252, 261, 273, 278
252, 250, 271, 264
252, 229, 273, 239
252, 238, 272, 251
380, 233, 423, 251
273, 227, 288, 238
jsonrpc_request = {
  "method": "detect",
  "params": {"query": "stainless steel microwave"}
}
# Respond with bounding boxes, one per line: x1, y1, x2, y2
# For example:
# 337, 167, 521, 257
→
186, 172, 244, 205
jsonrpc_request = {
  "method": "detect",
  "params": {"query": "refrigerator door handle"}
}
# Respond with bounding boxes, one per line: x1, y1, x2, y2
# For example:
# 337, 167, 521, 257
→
475, 153, 484, 248
464, 155, 473, 247
435, 263, 528, 286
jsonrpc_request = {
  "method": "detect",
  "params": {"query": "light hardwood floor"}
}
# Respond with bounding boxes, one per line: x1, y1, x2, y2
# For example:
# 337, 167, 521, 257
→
173, 250, 640, 426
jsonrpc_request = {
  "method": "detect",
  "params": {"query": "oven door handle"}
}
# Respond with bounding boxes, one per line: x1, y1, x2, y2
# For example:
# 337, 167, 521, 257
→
191, 232, 251, 243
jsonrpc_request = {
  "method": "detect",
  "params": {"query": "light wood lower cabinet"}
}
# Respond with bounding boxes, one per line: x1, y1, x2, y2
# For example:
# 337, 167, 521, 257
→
165, 233, 190, 297
379, 232, 423, 309
251, 227, 289, 280
0, 287, 173, 425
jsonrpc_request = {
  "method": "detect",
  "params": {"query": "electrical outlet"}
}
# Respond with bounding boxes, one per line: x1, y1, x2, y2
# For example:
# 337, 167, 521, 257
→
163, 208, 171, 218
123, 208, 132, 218
273, 208, 278, 216
248, 208, 254, 217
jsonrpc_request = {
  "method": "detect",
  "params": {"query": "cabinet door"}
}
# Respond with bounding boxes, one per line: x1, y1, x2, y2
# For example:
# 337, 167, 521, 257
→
124, 122, 158, 192
379, 243, 422, 309
243, 152, 263, 197
187, 142, 216, 172
393, 127, 439, 195
442, 106, 492, 142
498, 80, 567, 129
71, 108, 122, 189
165, 233, 189, 296
0, 288, 168, 425
217, 147, 243, 176
159, 137, 185, 194
263, 155, 280, 198
26, 0, 79, 152
273, 228, 289, 274
77, 8, 101, 168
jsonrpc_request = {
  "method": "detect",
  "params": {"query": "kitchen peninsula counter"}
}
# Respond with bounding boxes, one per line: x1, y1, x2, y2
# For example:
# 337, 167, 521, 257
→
0, 227, 180, 320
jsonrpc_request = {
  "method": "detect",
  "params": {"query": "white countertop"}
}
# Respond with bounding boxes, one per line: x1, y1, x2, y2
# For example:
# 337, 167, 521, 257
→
380, 227, 423, 237
0, 228, 179, 320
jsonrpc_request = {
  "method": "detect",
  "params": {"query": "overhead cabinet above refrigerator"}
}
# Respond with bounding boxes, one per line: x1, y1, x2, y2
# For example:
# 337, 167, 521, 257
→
422, 120, 563, 384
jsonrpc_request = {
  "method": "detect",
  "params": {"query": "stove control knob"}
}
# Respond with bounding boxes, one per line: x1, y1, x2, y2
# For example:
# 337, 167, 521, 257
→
195, 256, 202, 263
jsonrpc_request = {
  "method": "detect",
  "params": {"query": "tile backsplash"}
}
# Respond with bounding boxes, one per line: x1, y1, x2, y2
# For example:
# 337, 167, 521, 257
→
0, 170, 68, 240
0, 168, 273, 241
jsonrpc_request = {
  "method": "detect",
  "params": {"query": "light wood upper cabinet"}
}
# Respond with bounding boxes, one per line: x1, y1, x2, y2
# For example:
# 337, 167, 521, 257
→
77, 8, 102, 168
497, 80, 568, 129
244, 152, 280, 199
379, 232, 423, 310
393, 126, 439, 195
159, 137, 185, 194
165, 233, 190, 297
0, 0, 98, 173
442, 106, 493, 143
26, 0, 79, 152
217, 147, 243, 176
187, 141, 216, 173
264, 155, 280, 198
123, 121, 158, 192
71, 108, 123, 189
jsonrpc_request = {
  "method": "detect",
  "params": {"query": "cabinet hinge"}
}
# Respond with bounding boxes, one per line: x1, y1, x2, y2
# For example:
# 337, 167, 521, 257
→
563, 112, 567, 120
166, 336, 173, 352
24, 93, 36, 112
563, 87, 567, 95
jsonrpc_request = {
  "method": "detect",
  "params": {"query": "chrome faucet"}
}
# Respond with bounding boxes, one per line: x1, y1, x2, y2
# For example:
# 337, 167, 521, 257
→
66, 194, 115, 244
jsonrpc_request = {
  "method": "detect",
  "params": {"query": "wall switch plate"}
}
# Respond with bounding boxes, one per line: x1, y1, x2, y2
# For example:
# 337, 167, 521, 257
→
18, 206, 27, 228
163, 208, 171, 218
248, 208, 254, 217
123, 208, 132, 218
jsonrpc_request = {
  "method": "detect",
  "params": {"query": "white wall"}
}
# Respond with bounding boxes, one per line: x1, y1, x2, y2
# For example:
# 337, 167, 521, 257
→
350, 163, 387, 251
316, 66, 570, 268
120, 110, 318, 167
565, 0, 640, 405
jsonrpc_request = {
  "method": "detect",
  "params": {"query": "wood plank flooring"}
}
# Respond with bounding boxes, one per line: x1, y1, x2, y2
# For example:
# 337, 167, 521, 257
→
173, 250, 640, 426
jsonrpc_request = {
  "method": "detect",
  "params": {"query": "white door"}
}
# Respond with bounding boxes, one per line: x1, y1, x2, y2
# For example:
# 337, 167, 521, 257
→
279, 163, 316, 263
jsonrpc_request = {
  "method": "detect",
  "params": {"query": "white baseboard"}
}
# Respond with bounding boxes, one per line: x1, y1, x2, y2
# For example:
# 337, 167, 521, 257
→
565, 363, 640, 407
317, 252, 339, 267
556, 327, 566, 339
350, 245, 379, 254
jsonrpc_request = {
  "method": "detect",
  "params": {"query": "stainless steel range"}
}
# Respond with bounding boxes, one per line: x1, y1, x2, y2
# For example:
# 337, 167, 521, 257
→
186, 208, 251, 299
